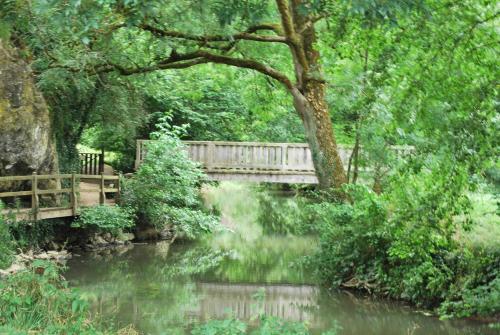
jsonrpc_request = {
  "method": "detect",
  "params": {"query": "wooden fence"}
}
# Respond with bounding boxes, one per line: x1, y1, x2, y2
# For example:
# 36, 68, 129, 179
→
79, 152, 104, 175
135, 140, 414, 172
0, 173, 120, 222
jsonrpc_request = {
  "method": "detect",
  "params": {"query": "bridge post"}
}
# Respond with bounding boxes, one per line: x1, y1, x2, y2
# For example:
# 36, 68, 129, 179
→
281, 144, 288, 171
206, 142, 215, 172
99, 173, 105, 205
135, 140, 143, 170
71, 173, 77, 216
31, 172, 38, 221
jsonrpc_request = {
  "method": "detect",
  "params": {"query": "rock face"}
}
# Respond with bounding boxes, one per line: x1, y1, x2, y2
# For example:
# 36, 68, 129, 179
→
0, 39, 58, 189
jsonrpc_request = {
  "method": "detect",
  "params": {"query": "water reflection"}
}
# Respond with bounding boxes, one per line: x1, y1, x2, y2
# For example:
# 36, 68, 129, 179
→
65, 182, 495, 335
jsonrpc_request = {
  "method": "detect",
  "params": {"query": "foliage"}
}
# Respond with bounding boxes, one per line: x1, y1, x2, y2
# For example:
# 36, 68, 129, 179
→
122, 129, 218, 237
311, 175, 500, 318
257, 192, 304, 235
72, 205, 135, 236
7, 218, 64, 250
0, 261, 105, 334
0, 0, 498, 322
191, 316, 334, 335
191, 318, 247, 335
0, 202, 14, 269
438, 252, 500, 318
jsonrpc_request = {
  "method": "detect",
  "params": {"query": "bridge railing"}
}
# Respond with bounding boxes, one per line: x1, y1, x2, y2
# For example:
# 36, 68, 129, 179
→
185, 141, 317, 172
137, 140, 317, 171
0, 173, 120, 222
136, 140, 414, 172
79, 152, 104, 175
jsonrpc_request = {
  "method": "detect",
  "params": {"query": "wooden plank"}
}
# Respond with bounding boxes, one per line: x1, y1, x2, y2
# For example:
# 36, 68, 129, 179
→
78, 189, 101, 193
38, 208, 73, 220
36, 174, 73, 180
77, 174, 119, 180
0, 191, 33, 198
0, 175, 33, 182
37, 188, 72, 195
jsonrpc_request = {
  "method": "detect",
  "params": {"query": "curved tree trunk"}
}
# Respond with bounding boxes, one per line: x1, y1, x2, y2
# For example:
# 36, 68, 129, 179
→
279, 0, 347, 189
291, 86, 347, 189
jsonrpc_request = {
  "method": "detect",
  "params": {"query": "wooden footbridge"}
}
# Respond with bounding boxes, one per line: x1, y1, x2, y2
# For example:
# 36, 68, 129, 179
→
0, 173, 120, 222
136, 140, 413, 184
1, 140, 411, 221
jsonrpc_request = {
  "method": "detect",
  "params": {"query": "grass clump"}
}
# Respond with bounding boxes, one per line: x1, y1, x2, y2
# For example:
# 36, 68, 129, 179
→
0, 202, 14, 269
0, 261, 104, 334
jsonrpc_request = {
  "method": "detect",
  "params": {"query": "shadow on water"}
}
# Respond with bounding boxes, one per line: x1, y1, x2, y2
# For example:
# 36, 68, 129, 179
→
65, 182, 495, 335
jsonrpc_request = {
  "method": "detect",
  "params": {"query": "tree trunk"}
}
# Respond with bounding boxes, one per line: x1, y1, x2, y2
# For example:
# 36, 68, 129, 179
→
291, 86, 347, 189
283, 0, 347, 189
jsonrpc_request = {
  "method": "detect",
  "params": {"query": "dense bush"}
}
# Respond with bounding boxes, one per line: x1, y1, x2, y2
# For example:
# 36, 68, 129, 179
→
311, 168, 500, 318
0, 261, 104, 334
72, 205, 135, 236
8, 218, 62, 250
0, 202, 14, 269
122, 130, 218, 237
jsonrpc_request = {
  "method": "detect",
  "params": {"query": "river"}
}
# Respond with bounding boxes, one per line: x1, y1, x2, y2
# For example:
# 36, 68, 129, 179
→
65, 182, 495, 334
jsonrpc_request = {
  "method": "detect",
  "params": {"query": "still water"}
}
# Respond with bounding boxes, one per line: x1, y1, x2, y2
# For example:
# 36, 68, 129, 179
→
65, 183, 495, 334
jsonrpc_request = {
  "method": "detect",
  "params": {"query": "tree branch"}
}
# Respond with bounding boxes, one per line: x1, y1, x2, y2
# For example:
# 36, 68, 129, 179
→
276, 0, 296, 37
140, 24, 288, 45
195, 51, 294, 90
44, 50, 294, 90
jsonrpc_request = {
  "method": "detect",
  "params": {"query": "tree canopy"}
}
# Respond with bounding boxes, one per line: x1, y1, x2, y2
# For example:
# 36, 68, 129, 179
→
0, 0, 497, 185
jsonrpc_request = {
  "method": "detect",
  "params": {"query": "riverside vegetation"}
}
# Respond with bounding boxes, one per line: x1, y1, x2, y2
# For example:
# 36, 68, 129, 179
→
0, 0, 499, 334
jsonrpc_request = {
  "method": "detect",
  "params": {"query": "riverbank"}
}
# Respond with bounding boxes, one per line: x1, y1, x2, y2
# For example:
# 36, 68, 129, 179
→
60, 182, 496, 334
1, 182, 498, 334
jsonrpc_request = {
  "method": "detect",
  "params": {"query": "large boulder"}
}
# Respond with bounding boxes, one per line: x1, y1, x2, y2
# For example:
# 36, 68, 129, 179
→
0, 39, 58, 190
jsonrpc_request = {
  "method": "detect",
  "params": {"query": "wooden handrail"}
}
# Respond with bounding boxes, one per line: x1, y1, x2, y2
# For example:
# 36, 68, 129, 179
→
0, 173, 120, 222
135, 140, 415, 172
79, 152, 105, 175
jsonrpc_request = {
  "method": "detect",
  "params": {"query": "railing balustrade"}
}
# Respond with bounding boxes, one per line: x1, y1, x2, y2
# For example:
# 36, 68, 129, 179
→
135, 140, 414, 172
0, 173, 120, 222
79, 152, 104, 175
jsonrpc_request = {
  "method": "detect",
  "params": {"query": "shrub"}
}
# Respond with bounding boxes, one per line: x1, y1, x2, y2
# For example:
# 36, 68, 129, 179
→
312, 185, 389, 288
0, 201, 14, 269
311, 167, 500, 318
0, 261, 104, 334
8, 218, 60, 250
72, 205, 135, 236
122, 131, 218, 237
438, 250, 500, 318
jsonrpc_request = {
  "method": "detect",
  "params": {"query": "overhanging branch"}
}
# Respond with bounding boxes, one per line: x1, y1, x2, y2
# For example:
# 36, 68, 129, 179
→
44, 50, 294, 90
140, 23, 288, 45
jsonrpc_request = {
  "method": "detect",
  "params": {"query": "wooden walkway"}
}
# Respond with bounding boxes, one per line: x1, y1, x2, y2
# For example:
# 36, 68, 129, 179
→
136, 140, 413, 184
0, 173, 120, 222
